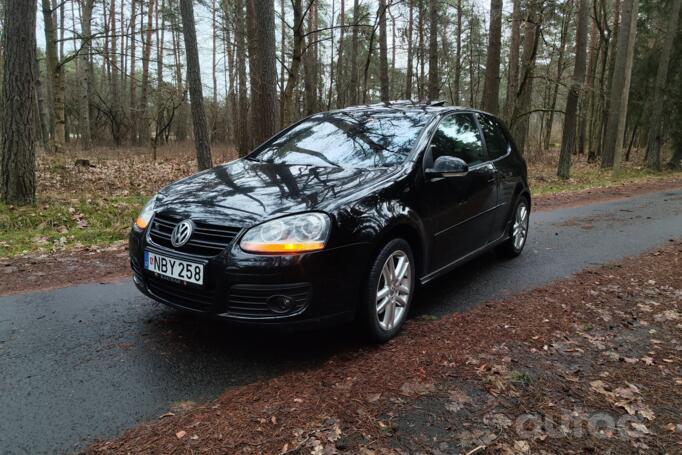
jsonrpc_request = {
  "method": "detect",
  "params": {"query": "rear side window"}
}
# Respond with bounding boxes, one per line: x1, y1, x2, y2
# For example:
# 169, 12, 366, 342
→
430, 114, 486, 165
478, 114, 509, 160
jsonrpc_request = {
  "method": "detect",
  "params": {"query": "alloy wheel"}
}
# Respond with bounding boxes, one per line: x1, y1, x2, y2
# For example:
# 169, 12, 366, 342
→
376, 250, 411, 331
512, 201, 529, 250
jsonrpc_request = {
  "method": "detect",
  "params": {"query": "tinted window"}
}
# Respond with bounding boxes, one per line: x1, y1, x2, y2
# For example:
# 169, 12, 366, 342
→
430, 114, 486, 165
478, 114, 509, 160
250, 111, 430, 168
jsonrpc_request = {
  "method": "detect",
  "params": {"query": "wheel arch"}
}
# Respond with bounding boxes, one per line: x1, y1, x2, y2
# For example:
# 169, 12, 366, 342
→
373, 217, 428, 281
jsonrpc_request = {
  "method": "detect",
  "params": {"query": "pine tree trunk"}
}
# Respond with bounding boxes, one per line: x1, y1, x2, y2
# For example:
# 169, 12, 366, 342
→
129, 0, 138, 143
427, 0, 439, 101
220, 0, 236, 144
645, 0, 682, 171
109, 0, 123, 144
349, 0, 360, 105
599, 0, 620, 156
543, 1, 571, 151
481, 0, 502, 114
35, 56, 51, 152
417, 0, 425, 100
579, 18, 600, 155
171, 6, 188, 142
282, 0, 304, 124
179, 0, 213, 170
336, 0, 346, 107
248, 0, 278, 146
304, 0, 318, 114
454, 0, 462, 105
504, 0, 521, 123
235, 0, 250, 152
138, 0, 155, 146
557, 0, 589, 179
211, 0, 218, 142
390, 8, 396, 97
78, 0, 94, 150
327, 0, 336, 108
1, 0, 37, 205
379, 0, 390, 101
41, 0, 64, 153
511, 0, 543, 155
405, 0, 414, 100
601, 0, 639, 170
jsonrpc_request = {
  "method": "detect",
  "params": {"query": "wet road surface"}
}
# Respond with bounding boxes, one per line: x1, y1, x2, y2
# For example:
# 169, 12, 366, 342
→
1, 188, 681, 454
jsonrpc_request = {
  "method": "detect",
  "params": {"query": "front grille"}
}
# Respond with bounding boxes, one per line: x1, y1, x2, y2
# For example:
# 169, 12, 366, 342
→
146, 275, 215, 310
148, 212, 241, 257
226, 283, 312, 318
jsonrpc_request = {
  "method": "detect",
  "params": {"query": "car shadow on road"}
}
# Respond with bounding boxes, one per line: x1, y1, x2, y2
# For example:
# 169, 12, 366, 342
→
136, 250, 508, 373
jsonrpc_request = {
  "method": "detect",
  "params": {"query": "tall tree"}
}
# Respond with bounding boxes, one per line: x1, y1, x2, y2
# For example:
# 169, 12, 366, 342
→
481, 0, 502, 114
349, 0, 360, 105
282, 0, 306, 123
171, 1, 189, 142
109, 0, 123, 144
427, 0, 439, 100
304, 0, 319, 114
645, 0, 682, 171
235, 0, 250, 152
453, 0, 462, 105
179, 0, 213, 170
1, 0, 36, 205
504, 0, 521, 122
542, 1, 572, 151
601, 0, 639, 170
78, 0, 95, 150
138, 0, 156, 145
557, 0, 589, 179
599, 0, 620, 158
336, 0, 347, 107
378, 0, 390, 101
41, 0, 65, 153
417, 0, 425, 100
579, 15, 600, 155
248, 0, 278, 145
129, 0, 138, 143
405, 0, 414, 99
511, 0, 543, 154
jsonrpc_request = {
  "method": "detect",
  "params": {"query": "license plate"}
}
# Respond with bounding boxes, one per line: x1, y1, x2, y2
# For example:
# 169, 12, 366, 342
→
144, 251, 204, 285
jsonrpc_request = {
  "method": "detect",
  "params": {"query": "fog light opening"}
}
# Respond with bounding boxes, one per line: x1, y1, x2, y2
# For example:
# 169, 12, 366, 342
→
267, 295, 295, 314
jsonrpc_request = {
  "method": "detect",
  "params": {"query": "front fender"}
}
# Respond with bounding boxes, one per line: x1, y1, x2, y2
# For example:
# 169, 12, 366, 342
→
335, 196, 428, 276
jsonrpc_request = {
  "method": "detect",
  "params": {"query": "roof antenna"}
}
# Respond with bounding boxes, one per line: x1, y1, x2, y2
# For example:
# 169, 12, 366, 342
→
429, 100, 446, 107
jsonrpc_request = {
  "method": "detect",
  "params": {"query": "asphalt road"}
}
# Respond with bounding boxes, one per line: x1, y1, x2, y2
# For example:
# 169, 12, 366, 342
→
1, 188, 681, 454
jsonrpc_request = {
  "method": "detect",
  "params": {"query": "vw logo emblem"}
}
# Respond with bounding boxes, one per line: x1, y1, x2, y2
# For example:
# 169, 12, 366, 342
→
171, 219, 194, 248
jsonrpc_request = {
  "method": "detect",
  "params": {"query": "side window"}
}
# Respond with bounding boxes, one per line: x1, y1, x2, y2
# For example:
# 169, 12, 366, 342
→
430, 114, 486, 166
478, 114, 509, 160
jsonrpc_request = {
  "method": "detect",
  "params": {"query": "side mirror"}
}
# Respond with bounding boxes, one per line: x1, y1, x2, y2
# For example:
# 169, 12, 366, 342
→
426, 155, 469, 178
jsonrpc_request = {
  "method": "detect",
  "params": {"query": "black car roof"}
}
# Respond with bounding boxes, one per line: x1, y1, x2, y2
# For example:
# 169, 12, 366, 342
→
324, 101, 493, 120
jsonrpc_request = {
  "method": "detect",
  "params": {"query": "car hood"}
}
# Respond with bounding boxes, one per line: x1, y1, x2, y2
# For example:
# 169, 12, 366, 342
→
155, 159, 400, 227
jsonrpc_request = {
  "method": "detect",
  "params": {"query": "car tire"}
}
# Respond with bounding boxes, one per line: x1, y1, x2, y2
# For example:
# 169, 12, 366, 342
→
496, 195, 530, 258
359, 238, 416, 343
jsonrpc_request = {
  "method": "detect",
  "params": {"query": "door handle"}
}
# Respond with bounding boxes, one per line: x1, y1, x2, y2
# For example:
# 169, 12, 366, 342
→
485, 163, 498, 182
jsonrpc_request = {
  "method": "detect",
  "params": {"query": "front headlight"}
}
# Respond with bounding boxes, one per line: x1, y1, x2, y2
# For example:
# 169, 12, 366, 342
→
134, 195, 158, 230
240, 212, 331, 254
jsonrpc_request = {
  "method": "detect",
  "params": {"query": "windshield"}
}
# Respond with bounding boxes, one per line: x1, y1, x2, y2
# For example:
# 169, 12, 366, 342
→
250, 110, 431, 168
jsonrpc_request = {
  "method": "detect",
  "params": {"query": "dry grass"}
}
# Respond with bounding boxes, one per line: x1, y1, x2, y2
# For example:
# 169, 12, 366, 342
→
527, 147, 680, 195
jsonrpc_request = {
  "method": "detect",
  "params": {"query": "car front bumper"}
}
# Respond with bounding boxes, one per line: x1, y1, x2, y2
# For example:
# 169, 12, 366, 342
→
129, 228, 372, 329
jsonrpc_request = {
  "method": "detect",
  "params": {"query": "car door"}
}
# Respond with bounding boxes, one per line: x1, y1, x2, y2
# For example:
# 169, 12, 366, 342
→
424, 113, 498, 272
477, 113, 516, 239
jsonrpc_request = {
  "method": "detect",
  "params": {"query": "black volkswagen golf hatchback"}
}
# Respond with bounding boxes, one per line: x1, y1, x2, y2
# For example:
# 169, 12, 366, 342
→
129, 102, 530, 341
